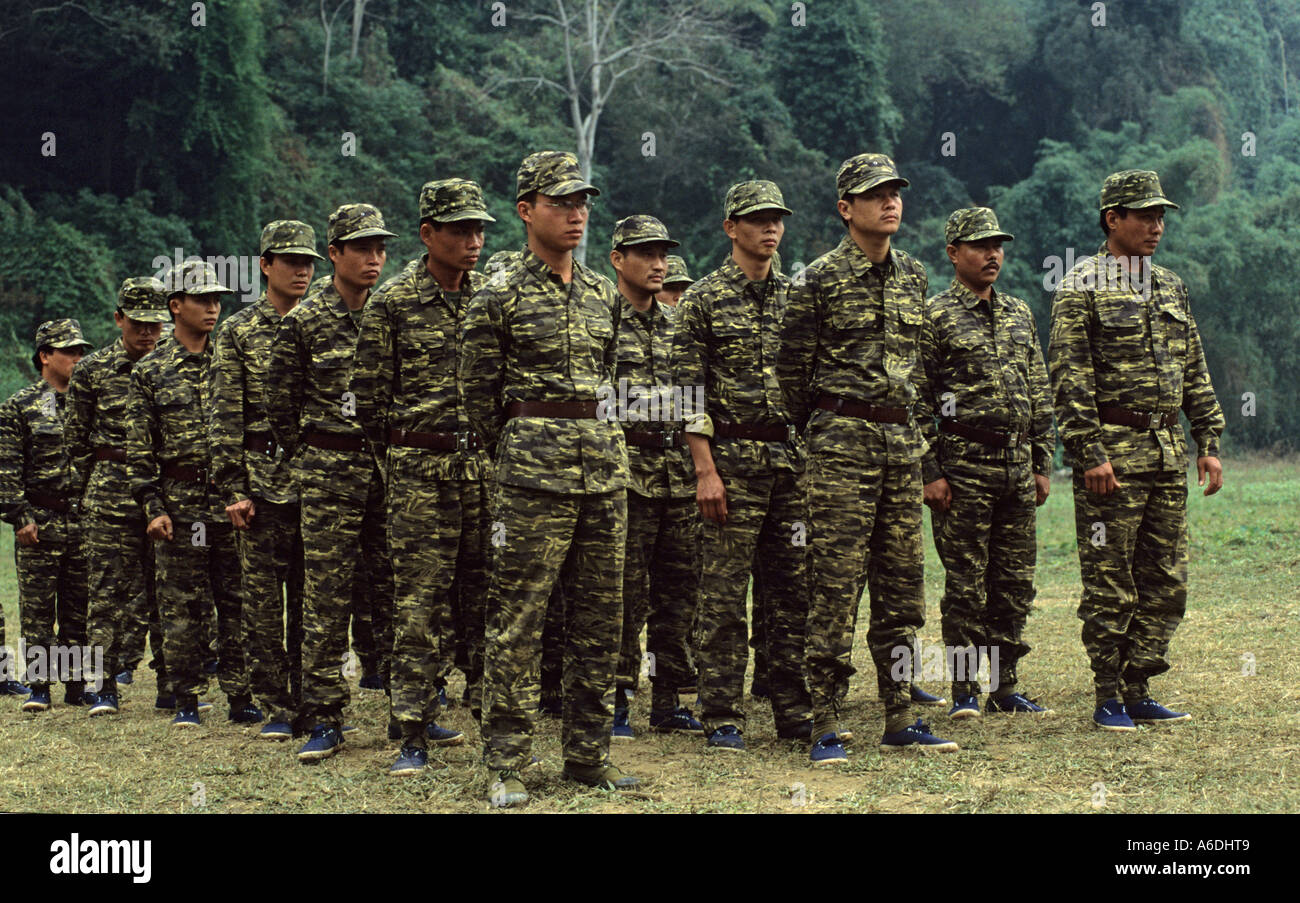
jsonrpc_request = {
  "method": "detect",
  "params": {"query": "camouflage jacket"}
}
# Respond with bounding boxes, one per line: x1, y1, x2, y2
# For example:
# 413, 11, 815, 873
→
0, 380, 81, 530
210, 295, 298, 507
672, 256, 803, 476
777, 237, 928, 465
267, 277, 379, 502
1048, 245, 1223, 473
458, 248, 628, 494
917, 279, 1055, 484
351, 257, 491, 483
66, 338, 143, 524
615, 295, 694, 499
125, 334, 226, 525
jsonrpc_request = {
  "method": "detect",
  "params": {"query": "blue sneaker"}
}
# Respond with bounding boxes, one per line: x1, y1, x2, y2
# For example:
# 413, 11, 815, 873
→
259, 721, 293, 741
424, 723, 465, 746
341, 723, 358, 735
171, 705, 201, 728
910, 686, 948, 707
115, 670, 134, 686
359, 674, 385, 690
706, 724, 745, 752
389, 744, 429, 776
986, 692, 1051, 714
612, 707, 635, 741
297, 725, 344, 762
65, 687, 100, 707
810, 732, 848, 767
22, 689, 52, 712
1092, 699, 1136, 732
648, 706, 705, 734
228, 699, 264, 724
89, 693, 120, 717
1127, 698, 1191, 724
880, 719, 959, 752
0, 679, 30, 696
949, 694, 981, 719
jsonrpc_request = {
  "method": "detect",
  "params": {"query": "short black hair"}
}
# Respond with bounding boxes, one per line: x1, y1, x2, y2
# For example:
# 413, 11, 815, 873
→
32, 347, 50, 372
419, 217, 444, 232
518, 190, 538, 206
1099, 206, 1131, 236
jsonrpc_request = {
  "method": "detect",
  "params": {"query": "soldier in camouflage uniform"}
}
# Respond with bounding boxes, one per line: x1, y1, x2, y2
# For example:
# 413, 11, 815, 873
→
210, 221, 321, 738
267, 204, 397, 761
671, 180, 813, 751
68, 280, 171, 715
658, 255, 693, 307
1048, 170, 1223, 731
779, 154, 958, 765
607, 215, 704, 739
352, 180, 495, 775
127, 261, 256, 727
0, 319, 94, 711
916, 207, 1055, 719
460, 151, 639, 806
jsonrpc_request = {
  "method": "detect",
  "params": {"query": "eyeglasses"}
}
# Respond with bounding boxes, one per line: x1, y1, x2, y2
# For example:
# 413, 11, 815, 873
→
543, 198, 595, 213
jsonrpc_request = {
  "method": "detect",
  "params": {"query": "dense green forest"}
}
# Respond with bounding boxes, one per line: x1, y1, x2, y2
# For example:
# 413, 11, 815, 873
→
1, 0, 1297, 450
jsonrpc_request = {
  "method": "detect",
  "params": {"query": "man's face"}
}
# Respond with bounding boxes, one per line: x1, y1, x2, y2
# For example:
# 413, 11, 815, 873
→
114, 310, 164, 358
1107, 206, 1165, 259
947, 238, 1004, 291
41, 347, 84, 384
611, 242, 671, 295
725, 210, 785, 260
423, 220, 487, 273
260, 253, 316, 302
658, 285, 687, 307
329, 238, 387, 289
169, 293, 221, 335
519, 191, 591, 253
839, 182, 903, 237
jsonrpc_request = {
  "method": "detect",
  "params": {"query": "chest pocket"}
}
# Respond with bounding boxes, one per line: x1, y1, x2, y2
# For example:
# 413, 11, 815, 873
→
1157, 302, 1188, 360
510, 307, 565, 373
154, 381, 197, 436
1096, 293, 1143, 334
400, 327, 452, 377
829, 304, 878, 335
616, 329, 648, 380
581, 298, 615, 346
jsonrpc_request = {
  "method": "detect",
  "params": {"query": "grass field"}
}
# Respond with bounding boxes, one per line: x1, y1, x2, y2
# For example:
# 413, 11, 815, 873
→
1, 455, 1296, 814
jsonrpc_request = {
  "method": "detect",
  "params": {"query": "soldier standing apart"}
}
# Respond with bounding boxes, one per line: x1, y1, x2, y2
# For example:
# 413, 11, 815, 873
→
672, 180, 813, 752
916, 208, 1054, 720
1049, 170, 1223, 731
460, 151, 639, 806
0, 320, 94, 711
352, 180, 496, 775
69, 280, 172, 715
607, 215, 705, 740
126, 262, 256, 728
779, 154, 958, 766
210, 222, 320, 739
267, 204, 397, 761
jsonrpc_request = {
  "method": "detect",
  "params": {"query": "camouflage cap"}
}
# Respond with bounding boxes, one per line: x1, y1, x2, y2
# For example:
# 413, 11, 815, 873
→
664, 255, 693, 286
1100, 170, 1179, 211
260, 220, 325, 260
836, 153, 910, 196
516, 151, 600, 201
34, 318, 92, 352
610, 215, 679, 251
164, 260, 232, 297
327, 203, 398, 244
945, 207, 1014, 244
724, 180, 793, 218
419, 178, 496, 224
117, 276, 171, 323
483, 249, 520, 276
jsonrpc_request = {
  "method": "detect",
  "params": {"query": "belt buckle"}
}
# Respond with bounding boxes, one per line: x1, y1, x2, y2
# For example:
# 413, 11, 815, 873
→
456, 431, 472, 452
661, 429, 677, 448
786, 424, 798, 443
1143, 411, 1160, 429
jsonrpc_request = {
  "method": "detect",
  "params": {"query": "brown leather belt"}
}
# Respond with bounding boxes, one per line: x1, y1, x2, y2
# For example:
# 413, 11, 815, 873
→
624, 429, 687, 448
940, 419, 1028, 449
506, 401, 599, 420
161, 462, 211, 484
243, 432, 278, 456
305, 430, 368, 453
26, 490, 69, 513
713, 420, 797, 442
389, 427, 482, 452
94, 446, 127, 463
815, 395, 908, 424
1099, 406, 1179, 430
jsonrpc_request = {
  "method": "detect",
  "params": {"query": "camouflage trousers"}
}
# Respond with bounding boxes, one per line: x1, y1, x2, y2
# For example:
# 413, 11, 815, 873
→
1072, 468, 1188, 704
299, 472, 392, 727
696, 464, 811, 735
540, 584, 566, 704
84, 512, 161, 695
154, 519, 249, 702
237, 500, 304, 726
805, 433, 925, 737
930, 458, 1037, 700
482, 485, 625, 771
15, 516, 88, 690
616, 493, 699, 712
389, 472, 489, 745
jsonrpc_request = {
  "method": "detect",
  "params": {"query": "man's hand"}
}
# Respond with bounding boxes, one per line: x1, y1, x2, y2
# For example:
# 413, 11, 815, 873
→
16, 523, 39, 547
147, 514, 174, 541
1083, 460, 1123, 495
696, 469, 728, 524
226, 498, 256, 530
1197, 456, 1223, 496
1034, 473, 1050, 507
922, 477, 952, 513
